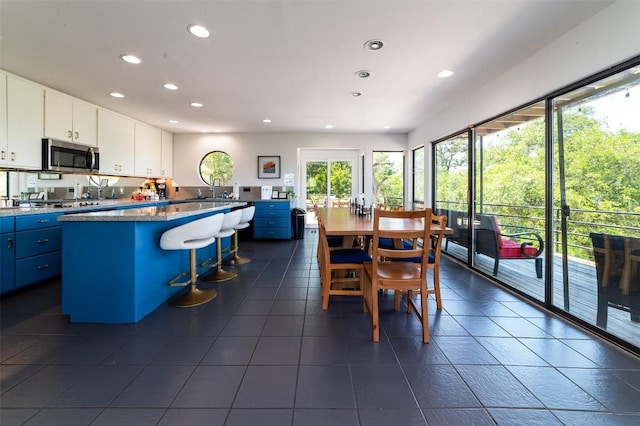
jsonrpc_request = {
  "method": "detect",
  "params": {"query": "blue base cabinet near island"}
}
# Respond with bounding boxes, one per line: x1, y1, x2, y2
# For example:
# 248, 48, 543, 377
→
253, 200, 292, 239
1, 213, 62, 294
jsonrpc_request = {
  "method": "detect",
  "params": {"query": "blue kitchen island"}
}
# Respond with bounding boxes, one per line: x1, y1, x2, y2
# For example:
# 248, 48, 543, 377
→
58, 201, 245, 323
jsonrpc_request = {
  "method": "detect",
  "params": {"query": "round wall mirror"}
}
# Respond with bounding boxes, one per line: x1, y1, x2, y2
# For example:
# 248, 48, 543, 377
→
199, 151, 234, 186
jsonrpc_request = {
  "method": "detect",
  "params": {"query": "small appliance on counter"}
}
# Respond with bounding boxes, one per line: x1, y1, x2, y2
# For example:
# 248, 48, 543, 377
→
261, 185, 272, 200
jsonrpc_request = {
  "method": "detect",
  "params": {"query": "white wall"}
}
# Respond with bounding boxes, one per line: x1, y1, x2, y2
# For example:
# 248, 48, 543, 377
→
173, 132, 407, 203
409, 0, 640, 206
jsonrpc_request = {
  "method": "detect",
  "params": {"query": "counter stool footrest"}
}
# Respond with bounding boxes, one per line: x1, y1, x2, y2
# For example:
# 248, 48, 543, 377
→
168, 272, 191, 287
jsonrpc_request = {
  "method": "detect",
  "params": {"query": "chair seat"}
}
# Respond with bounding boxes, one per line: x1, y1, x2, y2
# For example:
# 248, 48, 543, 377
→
329, 248, 372, 264
235, 222, 251, 230
378, 238, 412, 250
364, 261, 420, 282
499, 240, 539, 258
215, 229, 235, 239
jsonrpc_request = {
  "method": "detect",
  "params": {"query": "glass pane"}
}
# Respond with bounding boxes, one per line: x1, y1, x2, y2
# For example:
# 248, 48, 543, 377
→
434, 134, 469, 263
413, 146, 424, 209
373, 151, 404, 209
306, 161, 328, 208
552, 65, 640, 346
474, 102, 546, 301
329, 161, 352, 207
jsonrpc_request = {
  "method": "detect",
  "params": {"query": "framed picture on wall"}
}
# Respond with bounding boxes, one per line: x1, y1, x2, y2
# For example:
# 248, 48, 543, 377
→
258, 156, 281, 179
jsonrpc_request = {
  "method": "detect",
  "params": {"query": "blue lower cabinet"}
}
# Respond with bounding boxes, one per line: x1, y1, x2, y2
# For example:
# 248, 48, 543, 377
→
16, 251, 61, 288
253, 200, 291, 239
1, 232, 16, 294
1, 213, 63, 294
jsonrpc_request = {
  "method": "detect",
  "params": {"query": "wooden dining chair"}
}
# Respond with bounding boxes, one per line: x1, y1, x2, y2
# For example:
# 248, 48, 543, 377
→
393, 214, 448, 311
318, 221, 371, 310
362, 208, 433, 343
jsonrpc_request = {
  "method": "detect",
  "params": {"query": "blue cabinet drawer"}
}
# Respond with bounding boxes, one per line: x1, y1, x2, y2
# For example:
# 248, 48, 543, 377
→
254, 217, 290, 228
254, 201, 290, 216
254, 227, 291, 239
16, 227, 62, 258
16, 213, 62, 231
0, 217, 15, 233
15, 251, 62, 288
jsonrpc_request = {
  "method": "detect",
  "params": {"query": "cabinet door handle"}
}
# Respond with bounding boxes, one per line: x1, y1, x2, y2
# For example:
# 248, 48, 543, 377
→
6, 238, 13, 249
1, 150, 5, 160
37, 264, 49, 270
37, 238, 49, 244
68, 130, 73, 139
74, 131, 79, 140
37, 219, 50, 223
10, 152, 16, 161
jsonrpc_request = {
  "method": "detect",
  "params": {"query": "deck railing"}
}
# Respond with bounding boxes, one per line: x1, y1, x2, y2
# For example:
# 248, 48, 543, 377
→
435, 200, 640, 262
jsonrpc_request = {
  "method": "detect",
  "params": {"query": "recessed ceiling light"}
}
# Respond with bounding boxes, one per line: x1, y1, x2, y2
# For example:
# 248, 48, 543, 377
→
263, 119, 272, 123
120, 54, 142, 64
109, 92, 125, 98
355, 70, 371, 79
350, 91, 362, 97
188, 24, 210, 38
325, 124, 334, 129
383, 125, 391, 129
163, 83, 178, 90
168, 119, 178, 124
190, 102, 203, 108
364, 39, 384, 50
437, 69, 454, 78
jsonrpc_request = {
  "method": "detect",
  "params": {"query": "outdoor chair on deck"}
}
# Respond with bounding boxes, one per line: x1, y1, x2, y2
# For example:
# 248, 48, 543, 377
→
590, 233, 640, 328
475, 214, 544, 278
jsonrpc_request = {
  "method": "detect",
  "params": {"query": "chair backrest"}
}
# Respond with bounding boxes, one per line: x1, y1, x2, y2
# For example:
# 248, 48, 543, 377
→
428, 214, 448, 265
370, 208, 433, 279
221, 209, 243, 230
160, 213, 224, 250
240, 206, 256, 223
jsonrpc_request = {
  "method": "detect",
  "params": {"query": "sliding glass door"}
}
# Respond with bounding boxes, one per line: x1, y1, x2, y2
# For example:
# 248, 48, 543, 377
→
551, 67, 640, 345
301, 149, 359, 227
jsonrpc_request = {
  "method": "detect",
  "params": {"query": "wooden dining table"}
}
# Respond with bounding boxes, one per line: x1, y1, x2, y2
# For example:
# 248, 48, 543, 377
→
317, 207, 453, 248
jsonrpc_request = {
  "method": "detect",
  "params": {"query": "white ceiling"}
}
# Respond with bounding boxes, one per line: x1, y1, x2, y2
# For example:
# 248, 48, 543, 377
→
0, 0, 613, 134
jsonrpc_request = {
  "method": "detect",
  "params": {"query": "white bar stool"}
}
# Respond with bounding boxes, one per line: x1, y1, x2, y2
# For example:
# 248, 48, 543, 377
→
159, 213, 224, 307
225, 206, 255, 266
201, 209, 243, 282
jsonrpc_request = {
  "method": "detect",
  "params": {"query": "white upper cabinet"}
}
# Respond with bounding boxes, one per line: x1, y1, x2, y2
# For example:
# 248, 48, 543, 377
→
134, 121, 161, 176
3, 74, 44, 169
160, 130, 173, 178
44, 89, 97, 146
97, 108, 135, 176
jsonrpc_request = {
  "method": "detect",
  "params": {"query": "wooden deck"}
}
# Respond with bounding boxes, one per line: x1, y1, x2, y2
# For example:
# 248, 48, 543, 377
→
443, 243, 640, 347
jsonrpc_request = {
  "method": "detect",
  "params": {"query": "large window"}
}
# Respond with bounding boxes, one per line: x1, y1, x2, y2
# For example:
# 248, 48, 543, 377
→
552, 65, 640, 344
434, 133, 469, 263
412, 146, 424, 209
473, 102, 546, 300
372, 151, 404, 209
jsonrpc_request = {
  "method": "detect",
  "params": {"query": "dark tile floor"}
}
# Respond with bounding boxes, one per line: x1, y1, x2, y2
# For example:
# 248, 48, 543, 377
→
2, 229, 640, 425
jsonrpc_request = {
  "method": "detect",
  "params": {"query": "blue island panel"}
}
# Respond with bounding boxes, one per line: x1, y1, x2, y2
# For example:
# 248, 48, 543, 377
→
61, 210, 228, 323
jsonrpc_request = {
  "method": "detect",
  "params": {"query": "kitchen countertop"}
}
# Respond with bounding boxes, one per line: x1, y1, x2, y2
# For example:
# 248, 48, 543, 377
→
58, 200, 246, 222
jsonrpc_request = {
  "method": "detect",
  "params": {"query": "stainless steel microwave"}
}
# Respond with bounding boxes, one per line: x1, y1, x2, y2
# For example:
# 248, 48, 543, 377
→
42, 138, 100, 173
